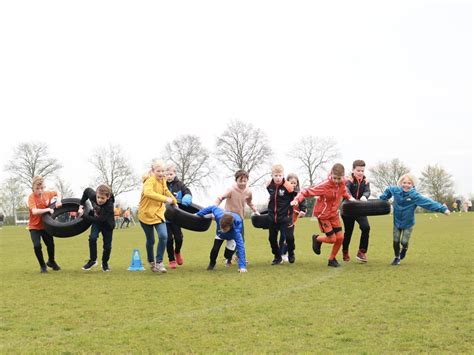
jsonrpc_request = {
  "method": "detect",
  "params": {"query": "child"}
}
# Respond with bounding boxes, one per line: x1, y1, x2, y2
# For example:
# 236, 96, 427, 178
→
214, 169, 259, 265
280, 173, 307, 262
342, 160, 371, 263
266, 164, 297, 265
195, 205, 247, 273
120, 208, 131, 228
27, 176, 62, 273
138, 160, 177, 273
165, 164, 192, 269
379, 174, 450, 265
114, 205, 122, 229
78, 184, 115, 272
291, 163, 354, 267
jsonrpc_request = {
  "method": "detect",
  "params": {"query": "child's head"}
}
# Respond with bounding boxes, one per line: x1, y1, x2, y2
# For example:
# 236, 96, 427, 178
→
151, 159, 166, 179
398, 174, 416, 192
287, 173, 300, 190
235, 169, 249, 189
32, 176, 45, 195
166, 164, 177, 182
220, 213, 234, 233
271, 164, 284, 185
352, 160, 366, 179
96, 184, 112, 205
331, 163, 345, 184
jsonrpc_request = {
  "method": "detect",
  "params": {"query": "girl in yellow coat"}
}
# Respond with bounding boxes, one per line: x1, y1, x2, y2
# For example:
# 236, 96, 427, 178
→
138, 160, 177, 273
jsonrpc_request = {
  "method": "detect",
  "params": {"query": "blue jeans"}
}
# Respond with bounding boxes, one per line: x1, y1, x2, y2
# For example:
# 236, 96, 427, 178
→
140, 221, 168, 263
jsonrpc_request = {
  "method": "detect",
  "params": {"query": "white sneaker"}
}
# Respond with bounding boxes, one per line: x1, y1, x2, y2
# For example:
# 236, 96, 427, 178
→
156, 262, 167, 273
282, 254, 289, 263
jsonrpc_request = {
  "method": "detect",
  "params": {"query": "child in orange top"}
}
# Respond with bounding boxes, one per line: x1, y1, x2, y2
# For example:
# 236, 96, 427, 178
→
27, 176, 62, 273
291, 163, 354, 267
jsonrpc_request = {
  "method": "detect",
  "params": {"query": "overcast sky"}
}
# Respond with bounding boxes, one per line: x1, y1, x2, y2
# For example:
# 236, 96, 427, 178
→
0, 0, 472, 207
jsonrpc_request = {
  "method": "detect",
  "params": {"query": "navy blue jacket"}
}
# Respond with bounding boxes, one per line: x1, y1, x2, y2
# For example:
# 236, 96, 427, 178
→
80, 188, 115, 230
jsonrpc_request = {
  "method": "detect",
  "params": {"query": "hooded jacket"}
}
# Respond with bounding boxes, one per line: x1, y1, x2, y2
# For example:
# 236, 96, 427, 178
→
266, 178, 295, 223
294, 174, 351, 220
138, 174, 177, 225
346, 174, 371, 200
166, 176, 192, 203
80, 188, 115, 230
379, 186, 447, 229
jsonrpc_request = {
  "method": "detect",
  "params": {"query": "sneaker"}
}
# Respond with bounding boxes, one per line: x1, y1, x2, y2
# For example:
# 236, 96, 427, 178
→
288, 254, 295, 264
151, 262, 158, 272
281, 253, 289, 263
40, 265, 48, 273
155, 262, 167, 273
271, 257, 283, 265
169, 260, 177, 269
400, 248, 408, 260
102, 263, 110, 272
328, 259, 341, 267
82, 260, 98, 270
391, 257, 400, 266
312, 234, 322, 255
207, 263, 216, 271
225, 259, 232, 268
356, 250, 367, 263
342, 250, 350, 262
175, 252, 184, 265
46, 260, 61, 271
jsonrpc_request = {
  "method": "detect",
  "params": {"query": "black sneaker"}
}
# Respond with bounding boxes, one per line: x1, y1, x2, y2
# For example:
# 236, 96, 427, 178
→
40, 265, 48, 273
312, 234, 322, 255
82, 260, 98, 270
207, 263, 216, 271
391, 257, 400, 266
271, 257, 283, 265
288, 254, 296, 264
46, 260, 61, 271
328, 259, 341, 267
400, 248, 408, 260
102, 263, 110, 272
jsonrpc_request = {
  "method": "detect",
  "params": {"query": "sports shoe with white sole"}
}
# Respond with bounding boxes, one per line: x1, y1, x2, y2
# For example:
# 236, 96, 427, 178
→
82, 260, 98, 270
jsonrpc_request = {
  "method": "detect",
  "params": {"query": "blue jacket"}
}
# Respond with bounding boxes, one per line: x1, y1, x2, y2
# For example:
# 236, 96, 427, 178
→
196, 206, 246, 269
379, 186, 447, 229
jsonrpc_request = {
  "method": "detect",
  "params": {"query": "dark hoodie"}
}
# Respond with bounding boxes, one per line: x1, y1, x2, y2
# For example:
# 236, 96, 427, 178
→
80, 187, 115, 230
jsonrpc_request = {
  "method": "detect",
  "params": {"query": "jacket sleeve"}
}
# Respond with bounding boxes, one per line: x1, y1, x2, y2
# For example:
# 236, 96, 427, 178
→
80, 188, 96, 205
379, 187, 393, 200
163, 182, 177, 204
415, 194, 448, 213
142, 178, 169, 203
299, 197, 308, 213
342, 185, 352, 200
296, 183, 326, 203
215, 188, 232, 205
363, 181, 371, 199
82, 204, 114, 224
196, 205, 223, 219
181, 182, 192, 196
245, 191, 258, 213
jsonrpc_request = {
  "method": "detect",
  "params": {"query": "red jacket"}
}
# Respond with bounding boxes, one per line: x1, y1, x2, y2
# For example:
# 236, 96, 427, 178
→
294, 175, 351, 220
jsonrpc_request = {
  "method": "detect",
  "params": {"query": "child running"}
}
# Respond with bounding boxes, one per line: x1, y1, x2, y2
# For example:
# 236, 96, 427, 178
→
291, 163, 355, 267
379, 173, 450, 265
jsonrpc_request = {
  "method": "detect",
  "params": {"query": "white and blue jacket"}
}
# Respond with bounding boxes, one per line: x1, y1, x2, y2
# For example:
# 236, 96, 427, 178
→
379, 186, 447, 229
196, 205, 246, 269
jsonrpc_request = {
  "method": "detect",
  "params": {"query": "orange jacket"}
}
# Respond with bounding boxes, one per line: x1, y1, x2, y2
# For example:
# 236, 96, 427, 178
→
294, 174, 351, 220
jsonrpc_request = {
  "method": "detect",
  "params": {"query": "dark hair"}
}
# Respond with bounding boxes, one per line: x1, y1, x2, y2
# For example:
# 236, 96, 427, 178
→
96, 184, 112, 197
234, 169, 249, 181
220, 213, 234, 230
352, 160, 366, 169
331, 163, 345, 176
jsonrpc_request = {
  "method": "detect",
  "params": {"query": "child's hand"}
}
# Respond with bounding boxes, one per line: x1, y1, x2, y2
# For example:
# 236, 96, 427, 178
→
55, 200, 62, 208
290, 200, 299, 206
252, 211, 260, 216
298, 211, 306, 218
48, 208, 54, 214
238, 268, 247, 273
77, 206, 84, 217
360, 196, 367, 201
166, 197, 174, 204
444, 209, 451, 216
349, 197, 356, 201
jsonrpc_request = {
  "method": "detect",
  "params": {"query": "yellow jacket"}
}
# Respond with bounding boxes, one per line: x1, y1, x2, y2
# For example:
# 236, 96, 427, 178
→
138, 174, 177, 224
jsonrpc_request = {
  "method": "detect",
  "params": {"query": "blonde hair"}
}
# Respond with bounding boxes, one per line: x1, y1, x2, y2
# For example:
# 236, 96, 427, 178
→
398, 174, 416, 186
32, 176, 44, 189
166, 163, 176, 172
151, 159, 165, 170
271, 164, 284, 174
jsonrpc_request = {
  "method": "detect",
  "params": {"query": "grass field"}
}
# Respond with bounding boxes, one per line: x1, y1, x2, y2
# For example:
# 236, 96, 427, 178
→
1, 213, 473, 353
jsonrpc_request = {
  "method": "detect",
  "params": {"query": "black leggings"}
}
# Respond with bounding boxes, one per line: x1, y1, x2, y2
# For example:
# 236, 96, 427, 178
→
166, 223, 184, 261
29, 229, 55, 266
342, 215, 370, 252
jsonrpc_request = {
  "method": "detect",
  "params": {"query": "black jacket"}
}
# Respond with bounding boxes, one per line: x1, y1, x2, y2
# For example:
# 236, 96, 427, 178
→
80, 188, 115, 230
346, 174, 371, 200
166, 177, 191, 202
267, 178, 295, 224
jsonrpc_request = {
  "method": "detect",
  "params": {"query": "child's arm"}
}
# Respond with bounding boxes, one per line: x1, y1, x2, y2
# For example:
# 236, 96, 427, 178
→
215, 189, 231, 206
29, 194, 54, 215
82, 205, 114, 224
181, 183, 192, 206
246, 191, 259, 215
361, 181, 371, 201
143, 179, 175, 204
78, 188, 95, 215
292, 183, 326, 206
163, 182, 178, 205
415, 194, 450, 215
379, 187, 393, 200
196, 205, 224, 219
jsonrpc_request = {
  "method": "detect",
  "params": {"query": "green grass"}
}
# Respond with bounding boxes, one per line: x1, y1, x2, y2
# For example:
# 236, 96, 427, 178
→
1, 213, 473, 353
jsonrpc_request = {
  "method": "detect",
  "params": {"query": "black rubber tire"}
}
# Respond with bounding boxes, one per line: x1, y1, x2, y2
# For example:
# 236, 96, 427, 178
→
251, 208, 270, 229
42, 198, 92, 238
164, 202, 212, 232
341, 199, 391, 217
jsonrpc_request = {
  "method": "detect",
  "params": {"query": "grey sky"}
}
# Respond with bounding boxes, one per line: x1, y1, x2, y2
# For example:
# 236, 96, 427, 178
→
0, 0, 472, 207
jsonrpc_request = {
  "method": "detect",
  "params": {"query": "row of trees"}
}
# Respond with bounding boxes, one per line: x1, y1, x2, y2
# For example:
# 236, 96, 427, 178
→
0, 119, 459, 221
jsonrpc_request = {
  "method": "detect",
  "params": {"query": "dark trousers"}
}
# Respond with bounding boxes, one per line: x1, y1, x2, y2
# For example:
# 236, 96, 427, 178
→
268, 220, 293, 258
89, 223, 113, 264
209, 239, 225, 265
342, 215, 370, 252
120, 218, 130, 228
30, 229, 55, 267
219, 224, 245, 261
166, 223, 184, 261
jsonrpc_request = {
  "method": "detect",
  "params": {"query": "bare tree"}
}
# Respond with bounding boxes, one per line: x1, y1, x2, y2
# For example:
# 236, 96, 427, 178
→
5, 142, 62, 189
290, 136, 340, 186
369, 158, 410, 195
0, 178, 26, 222
89, 144, 139, 197
419, 164, 454, 203
215, 119, 272, 186
163, 135, 212, 189
55, 176, 74, 198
